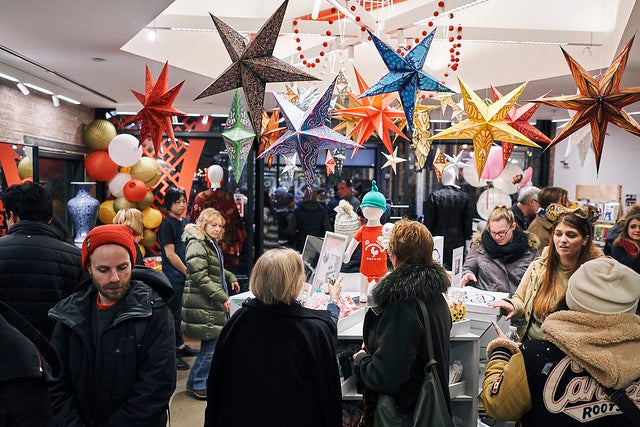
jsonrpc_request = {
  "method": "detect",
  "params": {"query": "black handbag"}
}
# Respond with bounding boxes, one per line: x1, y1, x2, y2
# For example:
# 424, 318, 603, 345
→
373, 300, 454, 427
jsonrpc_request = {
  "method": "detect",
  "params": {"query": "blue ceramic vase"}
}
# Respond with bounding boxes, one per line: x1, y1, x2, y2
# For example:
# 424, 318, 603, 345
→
67, 182, 99, 247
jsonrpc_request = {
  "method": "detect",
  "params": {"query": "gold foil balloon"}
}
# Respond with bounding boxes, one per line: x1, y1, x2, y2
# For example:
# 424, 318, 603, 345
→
17, 157, 32, 179
131, 157, 162, 188
140, 229, 157, 247
113, 196, 137, 213
98, 200, 117, 224
136, 190, 155, 210
139, 245, 146, 257
141, 207, 162, 229
82, 119, 117, 150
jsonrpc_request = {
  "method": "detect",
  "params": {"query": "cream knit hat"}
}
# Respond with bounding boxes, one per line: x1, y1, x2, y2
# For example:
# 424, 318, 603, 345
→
334, 200, 361, 237
566, 257, 640, 315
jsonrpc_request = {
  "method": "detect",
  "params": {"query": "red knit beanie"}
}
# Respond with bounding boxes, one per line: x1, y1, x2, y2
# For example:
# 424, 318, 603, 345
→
82, 224, 136, 270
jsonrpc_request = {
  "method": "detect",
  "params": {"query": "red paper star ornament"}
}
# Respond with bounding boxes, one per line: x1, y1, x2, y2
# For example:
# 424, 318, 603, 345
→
129, 62, 185, 154
534, 36, 640, 172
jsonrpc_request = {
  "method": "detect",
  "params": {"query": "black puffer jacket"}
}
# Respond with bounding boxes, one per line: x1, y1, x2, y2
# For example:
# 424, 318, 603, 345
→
423, 186, 473, 269
287, 200, 331, 251
48, 267, 176, 426
354, 263, 452, 415
0, 220, 84, 339
0, 300, 62, 426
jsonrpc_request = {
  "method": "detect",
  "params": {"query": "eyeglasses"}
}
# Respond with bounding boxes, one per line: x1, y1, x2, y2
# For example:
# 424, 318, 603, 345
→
489, 228, 512, 238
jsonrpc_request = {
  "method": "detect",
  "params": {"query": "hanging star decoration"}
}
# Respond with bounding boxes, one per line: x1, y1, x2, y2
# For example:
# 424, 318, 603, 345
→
534, 36, 640, 172
260, 109, 286, 168
563, 112, 592, 166
128, 62, 185, 154
429, 78, 540, 178
333, 148, 346, 176
286, 83, 321, 111
361, 29, 452, 135
281, 153, 299, 181
335, 69, 351, 97
444, 151, 471, 172
394, 100, 438, 169
332, 66, 408, 155
258, 78, 361, 189
381, 147, 407, 174
436, 93, 465, 121
194, 0, 319, 135
222, 90, 256, 183
490, 85, 552, 167
432, 147, 451, 182
325, 150, 336, 176
332, 97, 360, 140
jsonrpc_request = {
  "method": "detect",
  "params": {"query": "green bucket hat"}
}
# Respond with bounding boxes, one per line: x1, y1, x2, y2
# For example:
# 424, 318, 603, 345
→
361, 180, 386, 211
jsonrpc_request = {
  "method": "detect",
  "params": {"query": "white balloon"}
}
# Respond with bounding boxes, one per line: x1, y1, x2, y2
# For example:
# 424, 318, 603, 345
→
476, 188, 512, 220
108, 172, 132, 198
108, 134, 143, 167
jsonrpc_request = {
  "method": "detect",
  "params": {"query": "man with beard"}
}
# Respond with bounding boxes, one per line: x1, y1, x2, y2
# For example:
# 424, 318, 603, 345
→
48, 224, 176, 426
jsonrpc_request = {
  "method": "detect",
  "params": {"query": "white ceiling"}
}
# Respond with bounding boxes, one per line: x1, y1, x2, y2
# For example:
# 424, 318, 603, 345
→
0, 0, 639, 121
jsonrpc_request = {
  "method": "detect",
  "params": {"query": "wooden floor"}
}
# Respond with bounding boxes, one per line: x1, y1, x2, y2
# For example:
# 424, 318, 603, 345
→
169, 341, 206, 426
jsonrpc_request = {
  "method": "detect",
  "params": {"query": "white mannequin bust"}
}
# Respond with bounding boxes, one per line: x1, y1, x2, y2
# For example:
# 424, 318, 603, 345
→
441, 165, 460, 189
207, 165, 224, 190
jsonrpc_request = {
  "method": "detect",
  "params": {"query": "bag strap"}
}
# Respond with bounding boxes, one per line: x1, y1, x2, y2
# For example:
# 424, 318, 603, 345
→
416, 300, 435, 363
603, 387, 640, 427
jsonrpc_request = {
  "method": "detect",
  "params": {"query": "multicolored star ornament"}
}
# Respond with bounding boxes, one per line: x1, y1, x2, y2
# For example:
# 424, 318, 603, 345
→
361, 29, 452, 135
260, 109, 286, 168
490, 85, 551, 167
432, 147, 451, 182
393, 100, 438, 169
194, 0, 319, 135
222, 90, 256, 183
128, 62, 185, 154
430, 78, 540, 178
285, 83, 320, 111
325, 150, 335, 176
534, 36, 640, 172
281, 153, 299, 181
258, 78, 361, 189
381, 146, 407, 174
332, 66, 408, 154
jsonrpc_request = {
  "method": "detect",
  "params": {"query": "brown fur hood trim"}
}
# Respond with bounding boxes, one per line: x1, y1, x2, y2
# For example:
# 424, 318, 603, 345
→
542, 310, 640, 389
182, 223, 207, 242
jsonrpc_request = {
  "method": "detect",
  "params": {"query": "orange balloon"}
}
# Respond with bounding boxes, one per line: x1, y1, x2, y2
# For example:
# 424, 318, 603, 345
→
85, 150, 118, 181
123, 179, 148, 203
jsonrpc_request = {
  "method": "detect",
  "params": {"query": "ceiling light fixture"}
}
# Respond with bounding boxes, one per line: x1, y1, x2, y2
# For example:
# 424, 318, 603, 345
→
414, 0, 490, 25
0, 72, 19, 82
51, 95, 60, 107
147, 28, 158, 42
169, 27, 215, 33
57, 95, 81, 105
16, 82, 29, 95
24, 83, 53, 95
462, 39, 569, 46
201, 115, 209, 125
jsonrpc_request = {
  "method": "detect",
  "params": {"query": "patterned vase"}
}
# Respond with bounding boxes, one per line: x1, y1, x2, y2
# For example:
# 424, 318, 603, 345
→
67, 182, 99, 247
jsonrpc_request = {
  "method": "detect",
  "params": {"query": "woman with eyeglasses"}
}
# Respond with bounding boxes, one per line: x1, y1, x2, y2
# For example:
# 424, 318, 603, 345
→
490, 212, 602, 341
460, 206, 537, 294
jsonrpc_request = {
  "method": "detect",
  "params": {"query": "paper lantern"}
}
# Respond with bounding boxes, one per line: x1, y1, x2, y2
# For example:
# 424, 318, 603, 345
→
83, 120, 117, 150
108, 173, 132, 198
141, 207, 162, 229
17, 157, 32, 179
108, 133, 143, 167
85, 150, 118, 182
480, 146, 505, 181
136, 190, 155, 210
113, 196, 137, 213
98, 200, 117, 224
131, 157, 162, 188
123, 179, 147, 203
140, 229, 157, 247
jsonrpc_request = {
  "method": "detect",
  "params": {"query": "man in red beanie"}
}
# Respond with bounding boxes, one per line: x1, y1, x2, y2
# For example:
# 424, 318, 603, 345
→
48, 224, 176, 426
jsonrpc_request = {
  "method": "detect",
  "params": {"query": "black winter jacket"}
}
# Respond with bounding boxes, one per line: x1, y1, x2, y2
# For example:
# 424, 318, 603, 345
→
0, 301, 62, 426
48, 267, 176, 426
205, 298, 342, 427
354, 263, 452, 414
0, 221, 84, 339
287, 200, 331, 251
423, 186, 472, 269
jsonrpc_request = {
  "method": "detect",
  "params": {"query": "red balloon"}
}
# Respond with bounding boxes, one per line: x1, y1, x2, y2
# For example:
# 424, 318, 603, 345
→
123, 179, 148, 203
85, 150, 117, 181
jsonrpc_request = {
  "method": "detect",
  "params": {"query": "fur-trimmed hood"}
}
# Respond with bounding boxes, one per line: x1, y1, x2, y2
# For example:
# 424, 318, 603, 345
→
372, 262, 450, 309
542, 310, 640, 389
471, 228, 539, 251
182, 223, 209, 242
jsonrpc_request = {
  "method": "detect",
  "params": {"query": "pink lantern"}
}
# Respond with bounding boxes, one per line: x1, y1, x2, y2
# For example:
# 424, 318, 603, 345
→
480, 146, 505, 180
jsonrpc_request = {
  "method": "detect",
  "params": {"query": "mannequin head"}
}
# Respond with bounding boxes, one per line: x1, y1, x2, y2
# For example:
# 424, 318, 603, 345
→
441, 165, 457, 186
207, 165, 224, 190
360, 180, 387, 226
362, 206, 384, 225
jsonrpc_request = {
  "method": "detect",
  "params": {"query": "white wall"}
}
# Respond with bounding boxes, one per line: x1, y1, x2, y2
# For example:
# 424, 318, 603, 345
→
552, 125, 640, 204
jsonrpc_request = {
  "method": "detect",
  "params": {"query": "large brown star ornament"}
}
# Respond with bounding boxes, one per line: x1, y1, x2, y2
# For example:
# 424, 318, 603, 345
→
534, 36, 640, 171
128, 62, 185, 154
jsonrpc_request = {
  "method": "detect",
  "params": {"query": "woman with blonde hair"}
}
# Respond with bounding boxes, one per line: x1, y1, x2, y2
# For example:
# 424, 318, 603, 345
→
353, 219, 452, 426
491, 212, 602, 340
460, 206, 537, 294
182, 208, 239, 400
204, 248, 342, 426
112, 208, 145, 265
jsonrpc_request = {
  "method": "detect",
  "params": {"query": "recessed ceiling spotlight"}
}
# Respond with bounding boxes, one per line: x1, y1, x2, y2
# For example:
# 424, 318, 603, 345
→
92, 57, 107, 63
147, 28, 158, 42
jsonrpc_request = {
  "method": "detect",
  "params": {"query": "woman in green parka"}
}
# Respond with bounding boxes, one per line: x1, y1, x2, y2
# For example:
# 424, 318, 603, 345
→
182, 208, 239, 400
